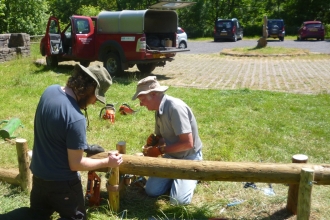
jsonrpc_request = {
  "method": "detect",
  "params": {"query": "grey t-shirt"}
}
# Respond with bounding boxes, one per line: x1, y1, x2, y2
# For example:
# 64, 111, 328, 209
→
30, 85, 87, 181
155, 94, 202, 159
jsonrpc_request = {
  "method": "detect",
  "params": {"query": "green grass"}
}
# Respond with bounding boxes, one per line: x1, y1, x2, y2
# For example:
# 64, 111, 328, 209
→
190, 35, 326, 41
222, 46, 310, 56
1, 44, 330, 219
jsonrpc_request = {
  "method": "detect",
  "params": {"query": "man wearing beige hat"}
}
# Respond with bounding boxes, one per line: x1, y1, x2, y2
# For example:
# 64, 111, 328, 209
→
29, 64, 123, 219
132, 76, 203, 205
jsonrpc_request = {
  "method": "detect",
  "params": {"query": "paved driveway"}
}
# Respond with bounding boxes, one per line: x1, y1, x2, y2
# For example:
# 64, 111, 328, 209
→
148, 53, 330, 94
185, 39, 330, 54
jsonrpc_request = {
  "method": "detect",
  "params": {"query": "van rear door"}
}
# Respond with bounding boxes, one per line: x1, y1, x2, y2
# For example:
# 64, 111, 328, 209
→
149, 1, 195, 9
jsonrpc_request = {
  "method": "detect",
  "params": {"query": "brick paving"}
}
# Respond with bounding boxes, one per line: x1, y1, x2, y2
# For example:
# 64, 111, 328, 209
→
37, 52, 330, 94
143, 53, 330, 94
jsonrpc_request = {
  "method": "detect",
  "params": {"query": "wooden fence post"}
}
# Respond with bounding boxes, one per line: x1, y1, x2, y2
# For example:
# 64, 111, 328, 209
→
116, 141, 129, 189
287, 154, 308, 214
116, 141, 126, 154
15, 138, 32, 192
297, 168, 314, 220
107, 150, 120, 213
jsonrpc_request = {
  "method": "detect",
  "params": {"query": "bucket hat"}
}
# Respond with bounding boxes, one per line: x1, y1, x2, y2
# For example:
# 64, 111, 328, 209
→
132, 76, 168, 100
75, 64, 112, 104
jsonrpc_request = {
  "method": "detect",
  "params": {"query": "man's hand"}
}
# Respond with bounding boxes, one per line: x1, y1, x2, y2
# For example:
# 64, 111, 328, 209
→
107, 150, 123, 167
143, 146, 162, 157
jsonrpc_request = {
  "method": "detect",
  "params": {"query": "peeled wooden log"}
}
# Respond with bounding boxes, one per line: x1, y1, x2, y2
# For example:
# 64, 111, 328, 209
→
15, 138, 32, 192
91, 153, 330, 185
0, 168, 20, 185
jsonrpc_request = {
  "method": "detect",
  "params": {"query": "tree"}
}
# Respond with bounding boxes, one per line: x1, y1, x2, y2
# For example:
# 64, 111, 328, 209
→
0, 0, 7, 33
6, 0, 49, 35
77, 5, 101, 16
282, 0, 330, 25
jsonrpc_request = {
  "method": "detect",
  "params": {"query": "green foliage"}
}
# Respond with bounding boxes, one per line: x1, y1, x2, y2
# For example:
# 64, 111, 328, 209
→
325, 24, 330, 38
0, 0, 5, 16
5, 0, 49, 35
1, 0, 330, 37
77, 5, 101, 16
0, 0, 7, 34
116, 0, 158, 10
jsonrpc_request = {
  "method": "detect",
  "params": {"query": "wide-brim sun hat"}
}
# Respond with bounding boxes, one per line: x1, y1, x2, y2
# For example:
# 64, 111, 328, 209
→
132, 76, 168, 100
75, 64, 112, 104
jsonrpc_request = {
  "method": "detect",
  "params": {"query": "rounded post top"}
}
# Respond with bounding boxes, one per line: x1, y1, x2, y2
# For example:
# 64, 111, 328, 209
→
292, 154, 308, 163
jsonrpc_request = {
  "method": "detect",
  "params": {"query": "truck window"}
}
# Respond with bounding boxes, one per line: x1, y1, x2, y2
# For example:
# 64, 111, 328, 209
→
76, 19, 90, 34
50, 20, 58, 34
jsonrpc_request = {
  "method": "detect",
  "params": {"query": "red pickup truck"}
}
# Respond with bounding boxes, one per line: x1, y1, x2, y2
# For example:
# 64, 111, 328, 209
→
40, 2, 193, 76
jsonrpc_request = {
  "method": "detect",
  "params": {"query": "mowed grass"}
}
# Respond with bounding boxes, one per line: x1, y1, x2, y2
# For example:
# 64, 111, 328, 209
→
221, 46, 310, 56
0, 43, 330, 219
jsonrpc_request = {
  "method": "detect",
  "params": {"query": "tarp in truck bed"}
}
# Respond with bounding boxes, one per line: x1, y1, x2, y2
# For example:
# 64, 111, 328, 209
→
97, 10, 178, 34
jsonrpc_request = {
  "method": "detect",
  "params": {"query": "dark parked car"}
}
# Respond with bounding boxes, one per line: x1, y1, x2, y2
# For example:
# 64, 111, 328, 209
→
297, 21, 325, 41
214, 18, 243, 42
267, 19, 285, 41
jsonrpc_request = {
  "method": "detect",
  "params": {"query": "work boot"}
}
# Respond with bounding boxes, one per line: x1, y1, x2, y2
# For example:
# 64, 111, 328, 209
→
84, 144, 105, 157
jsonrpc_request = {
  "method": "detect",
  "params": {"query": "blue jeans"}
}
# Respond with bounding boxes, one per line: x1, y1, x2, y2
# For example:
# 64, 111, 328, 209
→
145, 150, 203, 205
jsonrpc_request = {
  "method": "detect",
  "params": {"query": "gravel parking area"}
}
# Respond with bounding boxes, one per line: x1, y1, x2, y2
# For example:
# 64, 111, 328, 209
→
133, 39, 330, 94
36, 40, 330, 94
185, 39, 330, 54
149, 53, 330, 94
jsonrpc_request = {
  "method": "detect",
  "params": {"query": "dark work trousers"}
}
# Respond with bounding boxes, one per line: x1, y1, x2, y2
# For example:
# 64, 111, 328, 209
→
30, 175, 86, 220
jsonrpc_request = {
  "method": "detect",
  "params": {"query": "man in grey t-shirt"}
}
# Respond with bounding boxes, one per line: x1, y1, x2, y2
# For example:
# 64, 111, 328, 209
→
132, 76, 203, 205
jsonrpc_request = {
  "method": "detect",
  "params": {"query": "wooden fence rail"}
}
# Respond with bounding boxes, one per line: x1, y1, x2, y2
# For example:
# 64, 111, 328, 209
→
91, 153, 330, 185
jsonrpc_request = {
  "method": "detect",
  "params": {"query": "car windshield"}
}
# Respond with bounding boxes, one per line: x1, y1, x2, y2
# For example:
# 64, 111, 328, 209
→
216, 21, 232, 28
306, 23, 321, 28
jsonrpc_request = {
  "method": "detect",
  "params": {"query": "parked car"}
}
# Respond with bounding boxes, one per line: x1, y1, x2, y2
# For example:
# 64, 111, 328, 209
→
177, 27, 188, 49
213, 18, 243, 42
267, 19, 285, 41
297, 21, 325, 41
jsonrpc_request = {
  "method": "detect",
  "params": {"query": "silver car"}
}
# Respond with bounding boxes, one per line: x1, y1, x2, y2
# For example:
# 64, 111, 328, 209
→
177, 27, 188, 49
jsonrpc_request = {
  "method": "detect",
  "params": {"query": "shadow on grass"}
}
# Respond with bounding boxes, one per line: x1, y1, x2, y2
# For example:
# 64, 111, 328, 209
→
85, 184, 213, 219
261, 208, 294, 220
247, 46, 263, 51
0, 207, 43, 220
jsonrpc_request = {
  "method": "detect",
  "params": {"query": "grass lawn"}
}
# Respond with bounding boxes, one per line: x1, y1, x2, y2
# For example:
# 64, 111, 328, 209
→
0, 43, 330, 219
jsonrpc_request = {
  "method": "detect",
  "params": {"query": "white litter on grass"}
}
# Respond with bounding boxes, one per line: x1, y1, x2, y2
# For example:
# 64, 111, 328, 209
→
262, 186, 275, 196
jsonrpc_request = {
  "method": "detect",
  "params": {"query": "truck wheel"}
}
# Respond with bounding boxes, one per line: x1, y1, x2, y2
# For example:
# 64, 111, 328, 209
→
80, 61, 90, 67
137, 63, 156, 73
46, 56, 58, 67
103, 52, 121, 76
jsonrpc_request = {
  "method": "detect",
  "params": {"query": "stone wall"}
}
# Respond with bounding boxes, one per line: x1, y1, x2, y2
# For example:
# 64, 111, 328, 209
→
0, 33, 30, 63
